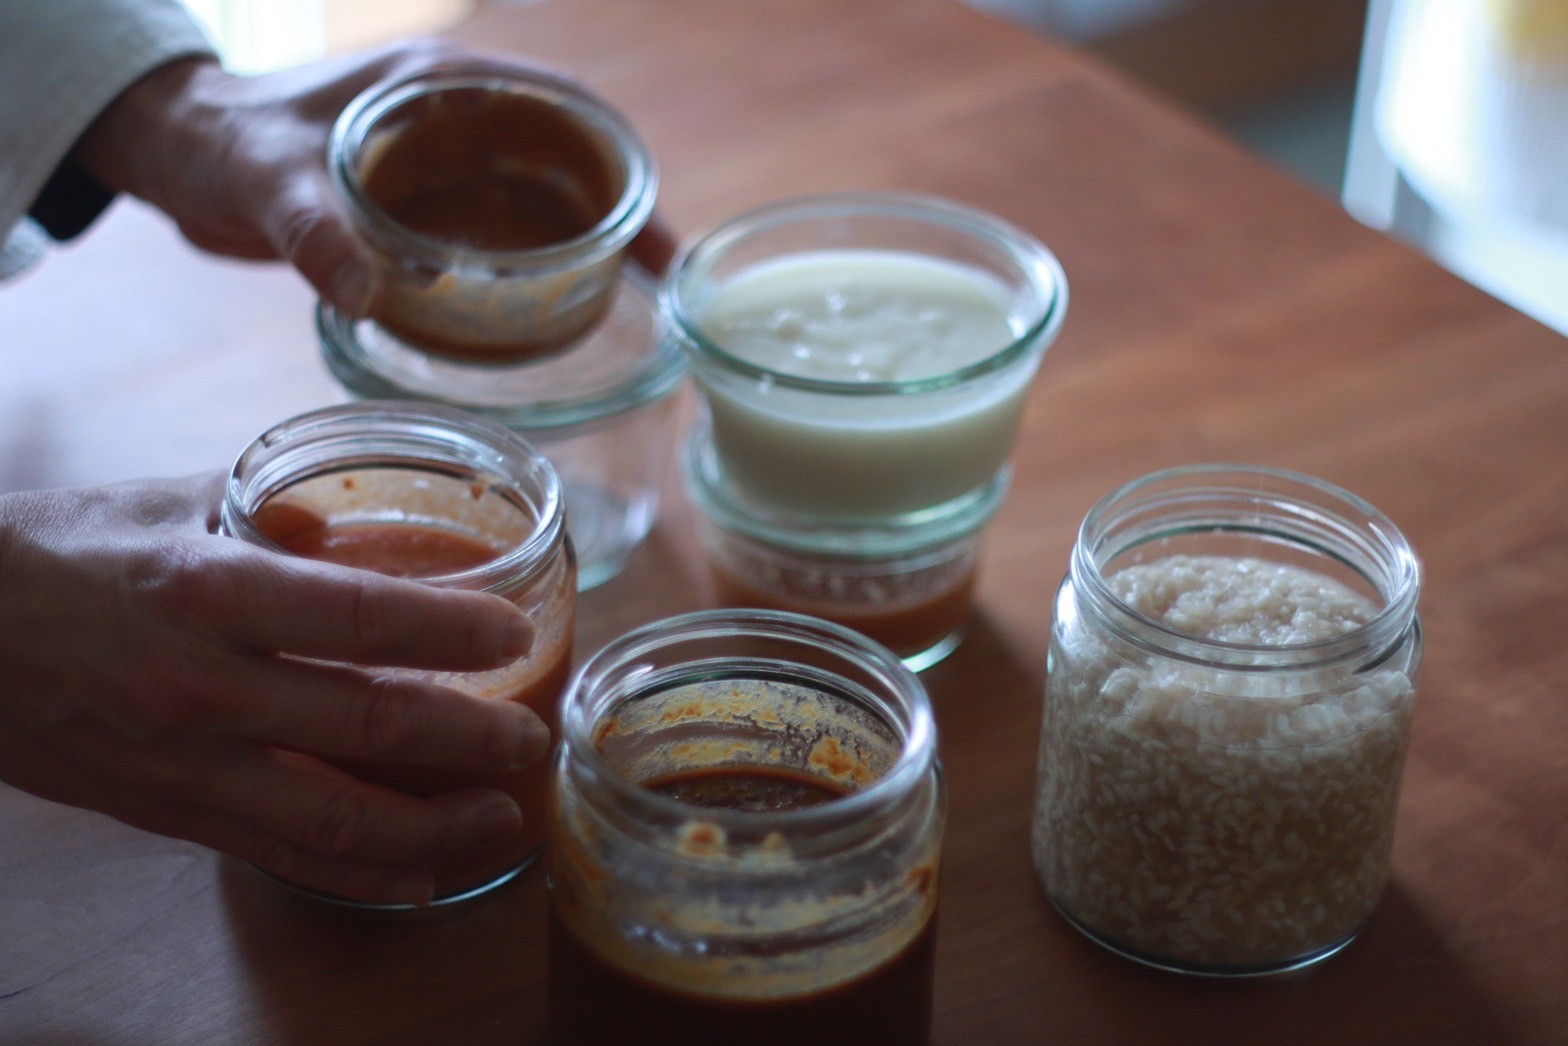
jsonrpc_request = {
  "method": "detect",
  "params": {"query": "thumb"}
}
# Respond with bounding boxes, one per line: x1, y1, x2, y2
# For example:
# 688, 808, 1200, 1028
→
264, 172, 382, 317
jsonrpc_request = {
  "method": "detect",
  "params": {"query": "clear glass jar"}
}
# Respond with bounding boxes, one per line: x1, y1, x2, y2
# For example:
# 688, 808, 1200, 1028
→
221, 401, 576, 907
682, 426, 1006, 671
330, 67, 656, 362
547, 610, 945, 1044
1032, 464, 1422, 975
317, 273, 685, 591
663, 191, 1067, 524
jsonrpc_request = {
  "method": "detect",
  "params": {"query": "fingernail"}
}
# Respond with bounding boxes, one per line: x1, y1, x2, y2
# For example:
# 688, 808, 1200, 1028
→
513, 714, 551, 768
473, 797, 523, 850
499, 613, 534, 660
383, 873, 434, 908
330, 261, 378, 317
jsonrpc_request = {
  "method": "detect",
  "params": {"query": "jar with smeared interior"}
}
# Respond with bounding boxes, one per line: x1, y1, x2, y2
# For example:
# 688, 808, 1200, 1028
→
1032, 464, 1422, 975
330, 67, 656, 362
548, 610, 944, 1045
222, 401, 576, 907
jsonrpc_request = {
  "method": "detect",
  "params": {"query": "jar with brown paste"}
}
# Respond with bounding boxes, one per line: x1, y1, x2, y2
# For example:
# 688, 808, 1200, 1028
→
330, 68, 656, 362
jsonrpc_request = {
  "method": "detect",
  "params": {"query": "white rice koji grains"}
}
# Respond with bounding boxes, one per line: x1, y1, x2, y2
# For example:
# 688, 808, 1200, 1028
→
1033, 555, 1417, 970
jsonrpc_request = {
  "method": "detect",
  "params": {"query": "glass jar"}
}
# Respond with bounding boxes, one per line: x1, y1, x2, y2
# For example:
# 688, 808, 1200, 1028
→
682, 425, 1006, 671
663, 191, 1066, 524
317, 273, 685, 591
221, 401, 576, 907
547, 610, 945, 1045
330, 67, 656, 362
1032, 464, 1422, 975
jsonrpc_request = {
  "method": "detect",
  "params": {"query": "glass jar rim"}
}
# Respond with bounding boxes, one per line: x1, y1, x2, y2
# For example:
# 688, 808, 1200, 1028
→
222, 401, 567, 594
1072, 463, 1422, 670
560, 609, 938, 855
663, 191, 1068, 396
316, 273, 687, 433
329, 67, 657, 269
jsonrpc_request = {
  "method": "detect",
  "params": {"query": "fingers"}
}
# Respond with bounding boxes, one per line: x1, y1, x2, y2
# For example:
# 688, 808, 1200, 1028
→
183, 540, 533, 670
137, 752, 530, 906
631, 215, 680, 276
124, 472, 227, 532
262, 171, 382, 316
218, 657, 551, 775
18, 708, 539, 906
245, 749, 523, 864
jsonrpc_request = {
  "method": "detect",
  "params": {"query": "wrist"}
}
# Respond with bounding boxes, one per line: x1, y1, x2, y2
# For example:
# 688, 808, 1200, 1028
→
72, 56, 228, 206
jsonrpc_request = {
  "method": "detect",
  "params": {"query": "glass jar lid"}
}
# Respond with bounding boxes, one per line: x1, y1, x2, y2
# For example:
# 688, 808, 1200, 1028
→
317, 273, 686, 433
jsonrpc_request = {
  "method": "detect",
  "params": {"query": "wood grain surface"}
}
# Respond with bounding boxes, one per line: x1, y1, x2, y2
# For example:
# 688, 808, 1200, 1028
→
2, 1, 1565, 1042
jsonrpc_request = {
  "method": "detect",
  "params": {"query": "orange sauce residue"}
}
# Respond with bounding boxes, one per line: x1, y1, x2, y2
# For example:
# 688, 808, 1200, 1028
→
807, 736, 858, 781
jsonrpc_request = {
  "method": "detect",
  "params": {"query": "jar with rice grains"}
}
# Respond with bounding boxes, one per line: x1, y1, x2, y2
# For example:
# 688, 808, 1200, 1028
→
1032, 464, 1421, 975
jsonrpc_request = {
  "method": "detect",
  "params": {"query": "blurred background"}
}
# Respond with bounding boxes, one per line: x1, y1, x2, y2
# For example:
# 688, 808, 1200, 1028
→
178, 0, 1566, 335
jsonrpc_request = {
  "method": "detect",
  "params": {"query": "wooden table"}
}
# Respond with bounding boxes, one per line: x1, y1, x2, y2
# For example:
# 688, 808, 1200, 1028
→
3, 1, 1565, 1041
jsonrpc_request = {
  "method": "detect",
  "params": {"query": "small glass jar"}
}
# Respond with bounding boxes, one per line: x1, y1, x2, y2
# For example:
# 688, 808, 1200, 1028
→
547, 610, 945, 1044
221, 401, 577, 907
1032, 464, 1422, 975
330, 67, 656, 362
664, 191, 1065, 524
318, 274, 685, 591
683, 426, 1005, 671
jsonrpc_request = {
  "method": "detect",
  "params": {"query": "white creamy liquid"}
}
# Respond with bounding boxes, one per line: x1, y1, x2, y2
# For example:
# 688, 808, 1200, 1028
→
694, 249, 1041, 518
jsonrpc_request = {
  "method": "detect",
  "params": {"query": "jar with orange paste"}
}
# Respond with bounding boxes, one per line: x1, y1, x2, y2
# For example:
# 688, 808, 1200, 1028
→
221, 402, 576, 906
547, 610, 945, 1045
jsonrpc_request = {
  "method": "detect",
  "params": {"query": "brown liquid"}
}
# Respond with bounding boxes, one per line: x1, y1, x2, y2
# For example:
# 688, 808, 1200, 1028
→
547, 765, 934, 1044
645, 765, 847, 812
254, 501, 572, 897
547, 908, 935, 1046
361, 88, 617, 252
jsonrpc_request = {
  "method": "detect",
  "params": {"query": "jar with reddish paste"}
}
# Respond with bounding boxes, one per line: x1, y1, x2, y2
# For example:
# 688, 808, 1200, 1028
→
681, 429, 1007, 671
222, 402, 576, 906
547, 610, 945, 1044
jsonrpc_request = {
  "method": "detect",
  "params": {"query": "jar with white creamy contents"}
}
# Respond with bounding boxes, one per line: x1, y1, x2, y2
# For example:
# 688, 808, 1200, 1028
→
664, 192, 1066, 524
664, 193, 1066, 670
1032, 464, 1422, 976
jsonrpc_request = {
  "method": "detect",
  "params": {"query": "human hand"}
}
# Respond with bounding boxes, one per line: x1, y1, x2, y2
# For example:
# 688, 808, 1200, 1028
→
0, 473, 547, 906
69, 40, 677, 316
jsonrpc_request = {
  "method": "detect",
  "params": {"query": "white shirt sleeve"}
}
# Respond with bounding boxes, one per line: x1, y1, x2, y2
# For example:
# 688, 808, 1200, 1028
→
0, 0, 216, 238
